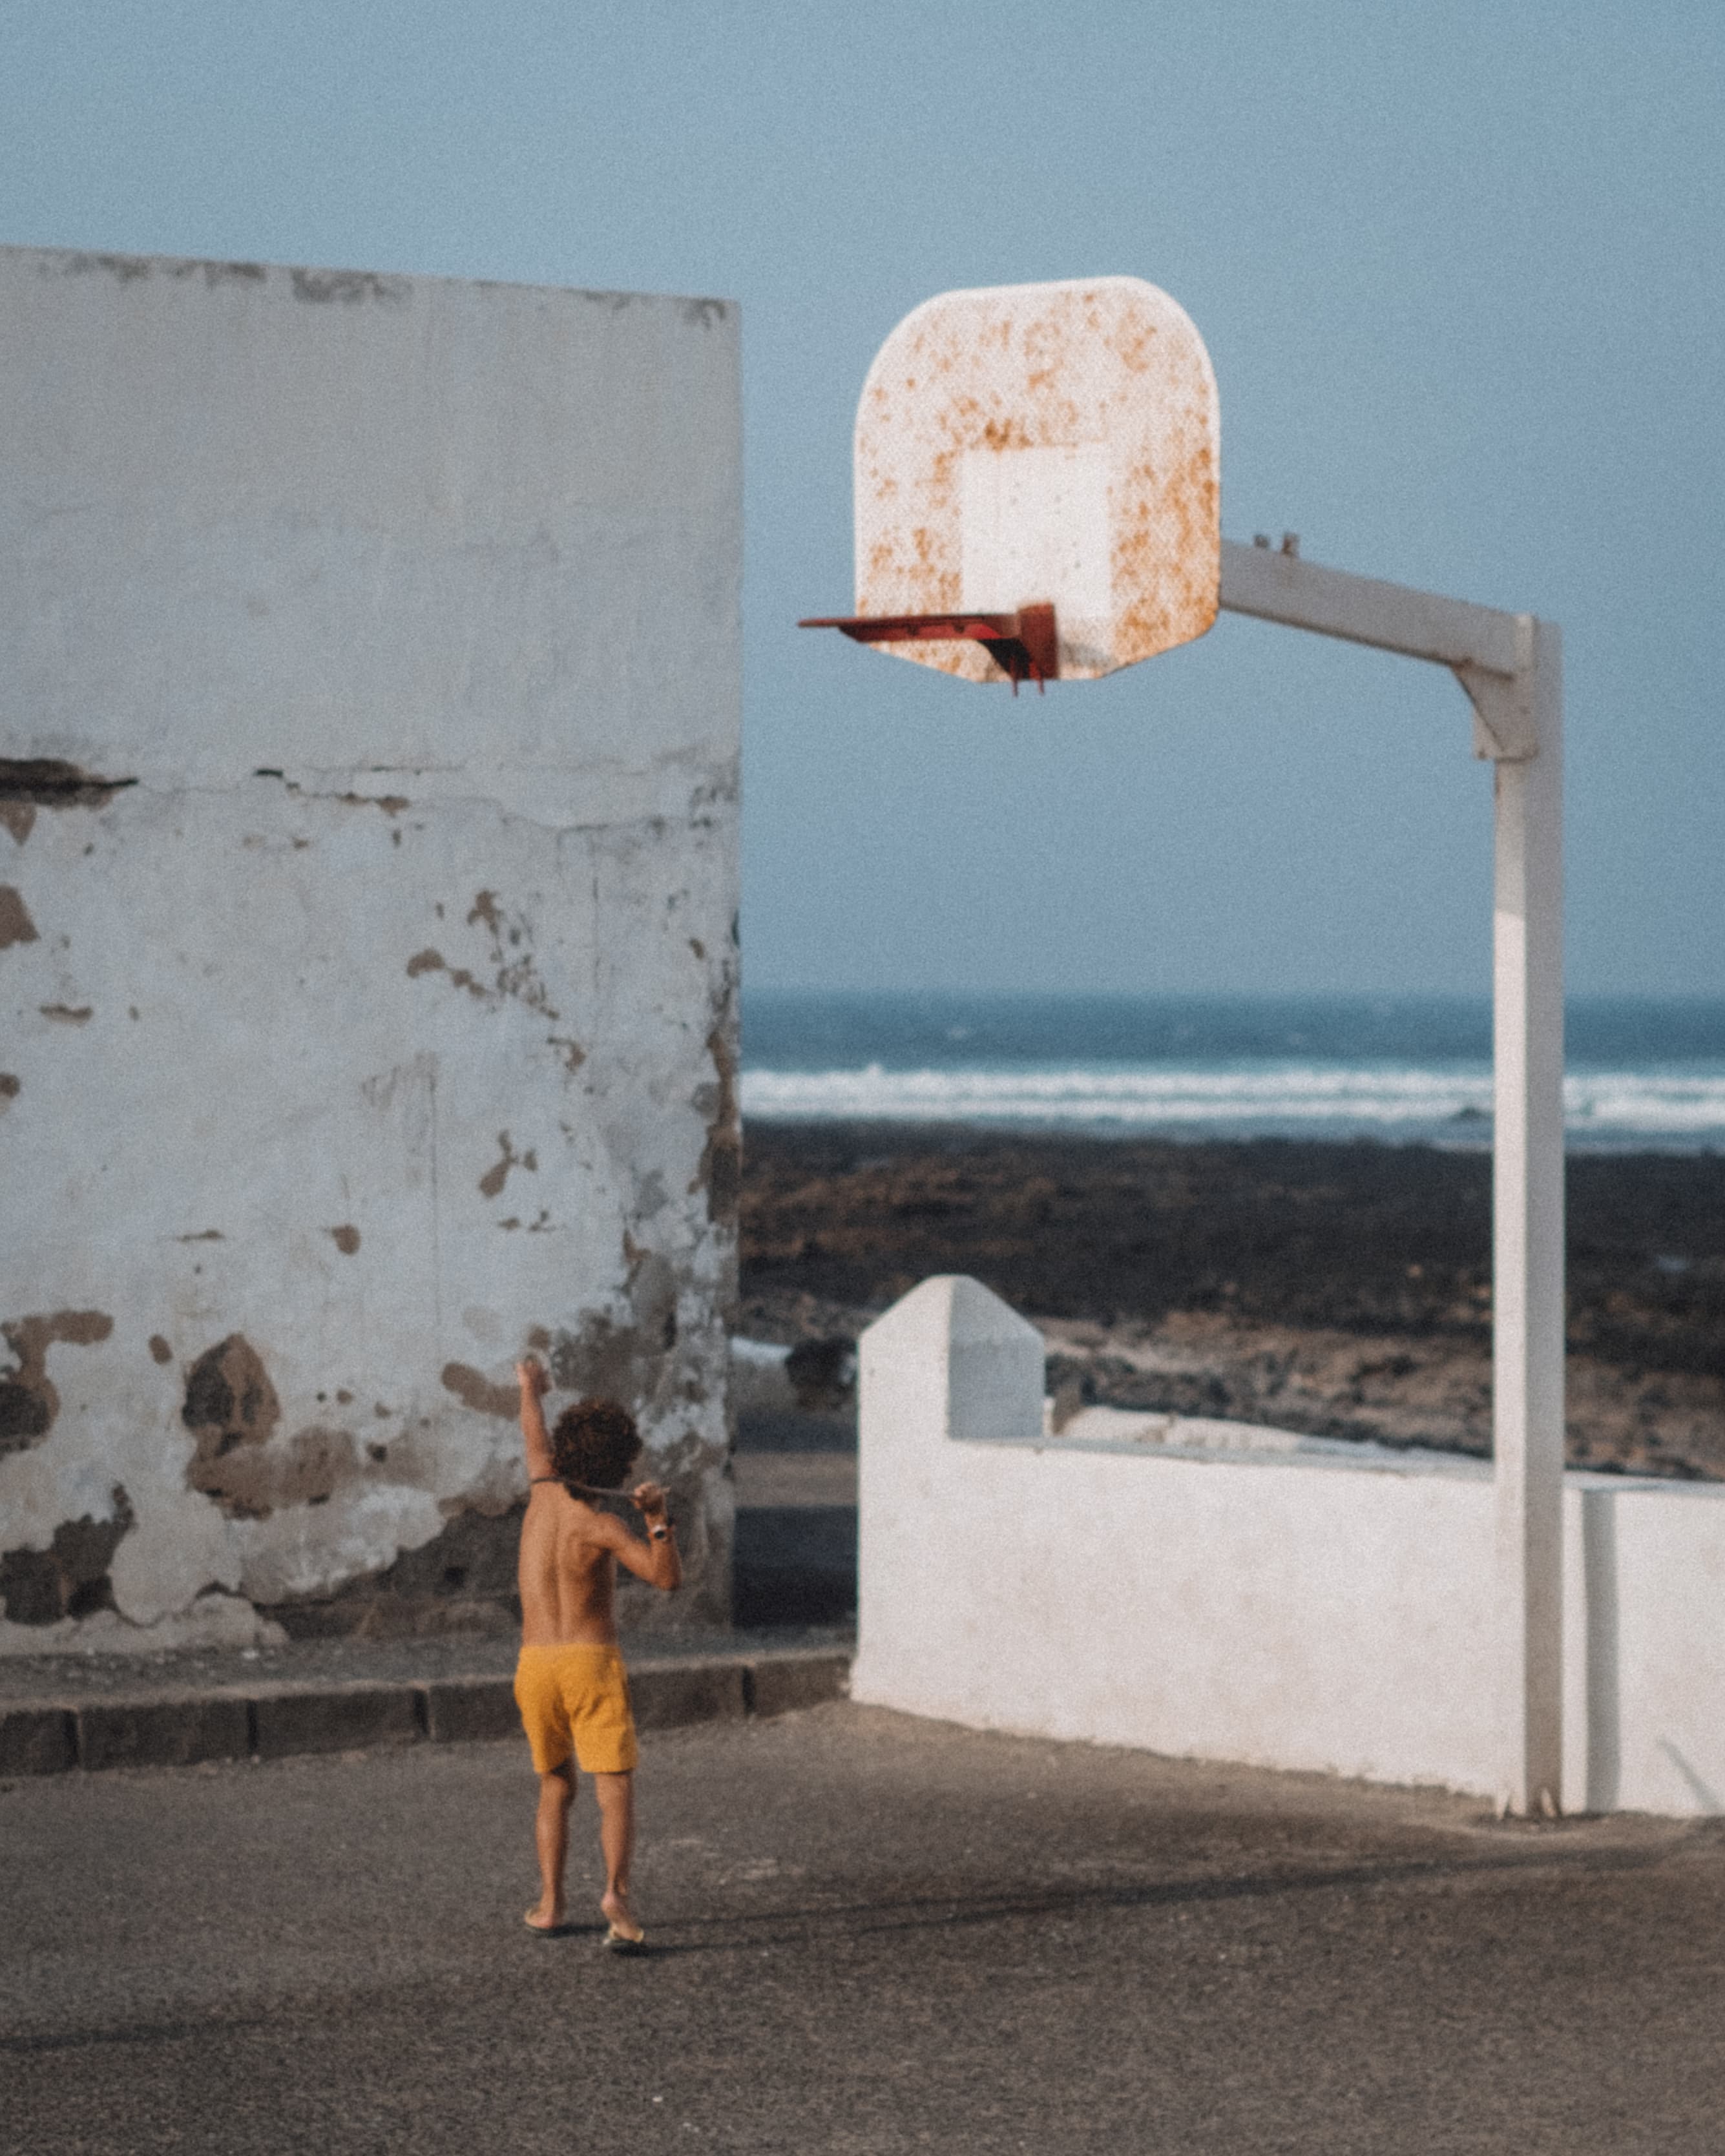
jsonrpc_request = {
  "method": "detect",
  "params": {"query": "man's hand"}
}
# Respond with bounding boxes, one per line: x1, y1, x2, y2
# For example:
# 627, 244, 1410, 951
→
619, 1480, 681, 1592
516, 1357, 550, 1400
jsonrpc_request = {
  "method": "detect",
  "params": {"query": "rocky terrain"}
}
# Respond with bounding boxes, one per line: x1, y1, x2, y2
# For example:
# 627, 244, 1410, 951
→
739, 1122, 1725, 1480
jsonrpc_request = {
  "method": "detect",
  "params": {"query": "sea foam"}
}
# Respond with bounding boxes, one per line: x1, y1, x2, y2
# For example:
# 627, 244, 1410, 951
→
740, 1063, 1725, 1145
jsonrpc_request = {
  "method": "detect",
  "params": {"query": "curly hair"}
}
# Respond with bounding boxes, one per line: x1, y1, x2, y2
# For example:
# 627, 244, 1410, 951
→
549, 1396, 642, 1490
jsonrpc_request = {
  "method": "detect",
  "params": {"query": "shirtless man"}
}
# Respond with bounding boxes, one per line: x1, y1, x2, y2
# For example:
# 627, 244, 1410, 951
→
512, 1358, 681, 1945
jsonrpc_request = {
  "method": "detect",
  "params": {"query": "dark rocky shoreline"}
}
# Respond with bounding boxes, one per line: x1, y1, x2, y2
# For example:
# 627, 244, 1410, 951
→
740, 1121, 1725, 1480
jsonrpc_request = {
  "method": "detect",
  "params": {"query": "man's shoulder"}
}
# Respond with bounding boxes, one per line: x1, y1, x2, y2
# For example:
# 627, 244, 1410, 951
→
538, 1486, 611, 1533
559, 1497, 626, 1550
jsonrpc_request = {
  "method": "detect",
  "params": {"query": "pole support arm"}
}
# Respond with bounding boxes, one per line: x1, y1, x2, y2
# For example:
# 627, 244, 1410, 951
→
1218, 539, 1541, 759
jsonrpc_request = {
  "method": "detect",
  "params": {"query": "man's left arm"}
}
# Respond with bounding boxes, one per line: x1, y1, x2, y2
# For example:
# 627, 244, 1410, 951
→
607, 1482, 682, 1591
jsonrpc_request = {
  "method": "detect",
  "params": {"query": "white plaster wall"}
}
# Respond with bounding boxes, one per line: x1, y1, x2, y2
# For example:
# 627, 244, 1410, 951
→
0, 247, 741, 1646
853, 1277, 1725, 1818
1, 253, 735, 799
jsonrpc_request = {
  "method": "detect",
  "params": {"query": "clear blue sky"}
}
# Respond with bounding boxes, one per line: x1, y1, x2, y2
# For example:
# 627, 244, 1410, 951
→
4, 1, 1720, 996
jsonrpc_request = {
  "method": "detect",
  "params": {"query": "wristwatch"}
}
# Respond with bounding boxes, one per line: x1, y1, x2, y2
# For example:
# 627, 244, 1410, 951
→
649, 1522, 671, 1542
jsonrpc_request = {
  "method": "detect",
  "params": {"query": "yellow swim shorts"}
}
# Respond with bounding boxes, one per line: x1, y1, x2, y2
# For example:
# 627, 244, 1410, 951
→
514, 1644, 639, 1776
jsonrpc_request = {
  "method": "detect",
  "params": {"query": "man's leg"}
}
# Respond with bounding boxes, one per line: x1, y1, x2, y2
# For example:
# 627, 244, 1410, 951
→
526, 1762, 574, 1931
592, 1770, 641, 1942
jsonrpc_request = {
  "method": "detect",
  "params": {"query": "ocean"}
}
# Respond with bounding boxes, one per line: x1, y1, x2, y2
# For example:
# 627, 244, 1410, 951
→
740, 993, 1725, 1150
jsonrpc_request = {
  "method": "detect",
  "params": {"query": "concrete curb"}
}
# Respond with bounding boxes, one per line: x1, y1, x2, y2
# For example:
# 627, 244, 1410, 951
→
0, 1647, 850, 1779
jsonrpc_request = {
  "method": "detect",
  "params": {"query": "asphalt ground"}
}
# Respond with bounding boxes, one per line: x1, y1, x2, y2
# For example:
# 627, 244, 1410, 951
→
4, 1703, 1724, 2155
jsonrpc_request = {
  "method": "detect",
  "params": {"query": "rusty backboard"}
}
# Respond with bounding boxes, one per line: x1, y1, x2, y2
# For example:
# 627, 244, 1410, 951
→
849, 276, 1219, 684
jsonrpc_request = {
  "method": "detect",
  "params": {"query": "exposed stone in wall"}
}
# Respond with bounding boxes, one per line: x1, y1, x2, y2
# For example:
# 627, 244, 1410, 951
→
182, 1334, 281, 1515
3, 783, 740, 1637
0, 1311, 114, 1455
695, 977, 742, 1227
179, 1338, 364, 1523
0, 1486, 134, 1623
0, 886, 39, 948
0, 758, 137, 848
440, 1363, 519, 1420
259, 1500, 524, 1641
477, 1133, 535, 1199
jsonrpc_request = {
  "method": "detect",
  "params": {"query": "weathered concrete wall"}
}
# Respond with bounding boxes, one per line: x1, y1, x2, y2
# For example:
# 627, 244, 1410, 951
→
0, 247, 741, 1649
854, 1277, 1725, 1818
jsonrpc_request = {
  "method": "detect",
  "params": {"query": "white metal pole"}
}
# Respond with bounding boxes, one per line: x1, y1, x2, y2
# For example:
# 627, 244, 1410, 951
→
1491, 621, 1565, 1816
1220, 546, 1567, 1814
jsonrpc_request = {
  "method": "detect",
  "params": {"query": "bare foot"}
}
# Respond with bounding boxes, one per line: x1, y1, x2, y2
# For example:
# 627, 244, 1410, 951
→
601, 1888, 643, 1945
524, 1900, 566, 1934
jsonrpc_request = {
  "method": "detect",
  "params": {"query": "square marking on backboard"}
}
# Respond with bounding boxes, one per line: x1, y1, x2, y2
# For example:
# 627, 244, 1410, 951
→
959, 446, 1112, 621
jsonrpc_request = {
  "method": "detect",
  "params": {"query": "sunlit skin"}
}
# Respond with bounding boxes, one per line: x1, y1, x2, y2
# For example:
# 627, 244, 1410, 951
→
514, 1357, 681, 1938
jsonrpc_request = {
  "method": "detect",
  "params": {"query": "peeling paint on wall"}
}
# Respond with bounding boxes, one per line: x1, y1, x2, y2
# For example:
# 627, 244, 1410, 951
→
52, 251, 266, 289
290, 267, 409, 307
0, 243, 741, 1646
0, 1486, 134, 1624
405, 947, 486, 1000
693, 985, 742, 1225
258, 1500, 524, 1640
624, 1244, 680, 1353
441, 1363, 519, 1420
182, 1335, 282, 1515
0, 757, 136, 816
256, 1425, 361, 1511
544, 1256, 687, 1418
477, 1133, 535, 1199
181, 1337, 366, 1519
465, 890, 558, 1017
0, 887, 39, 948
0, 1311, 114, 1453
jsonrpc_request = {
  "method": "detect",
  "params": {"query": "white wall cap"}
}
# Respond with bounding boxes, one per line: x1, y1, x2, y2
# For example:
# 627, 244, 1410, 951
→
861, 1274, 1044, 1354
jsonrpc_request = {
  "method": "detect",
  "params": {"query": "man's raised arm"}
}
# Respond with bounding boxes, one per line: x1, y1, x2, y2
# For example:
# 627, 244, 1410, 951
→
516, 1358, 556, 1484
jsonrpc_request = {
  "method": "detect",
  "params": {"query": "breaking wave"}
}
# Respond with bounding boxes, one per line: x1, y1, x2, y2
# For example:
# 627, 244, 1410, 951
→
739, 1063, 1725, 1147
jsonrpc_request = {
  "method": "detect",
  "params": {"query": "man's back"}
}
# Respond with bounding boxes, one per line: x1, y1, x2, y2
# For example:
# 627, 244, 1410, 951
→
518, 1484, 620, 1646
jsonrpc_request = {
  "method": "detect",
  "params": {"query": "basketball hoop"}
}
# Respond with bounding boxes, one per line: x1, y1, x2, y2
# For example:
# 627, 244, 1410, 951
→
797, 270, 1570, 1821
800, 276, 1220, 687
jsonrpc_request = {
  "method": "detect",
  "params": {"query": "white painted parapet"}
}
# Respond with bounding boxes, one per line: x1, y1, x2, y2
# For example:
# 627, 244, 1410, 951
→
853, 1277, 1725, 1818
